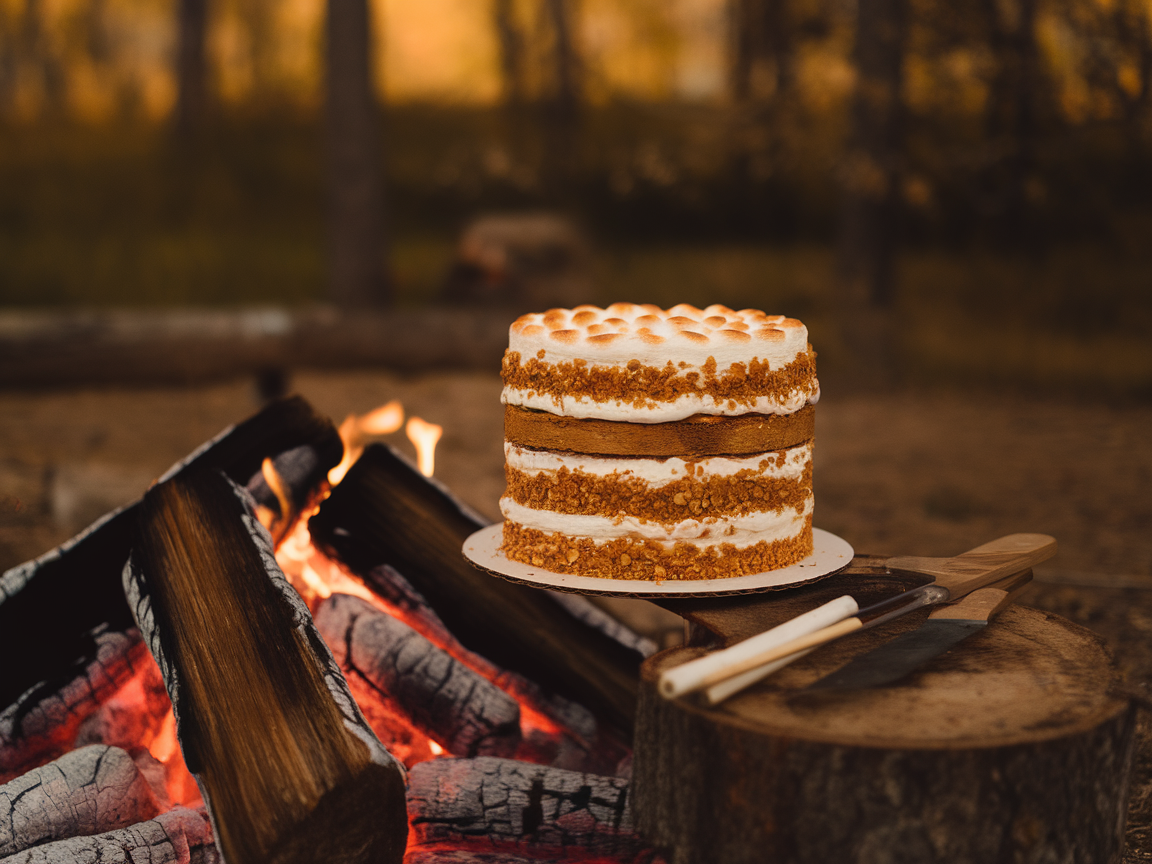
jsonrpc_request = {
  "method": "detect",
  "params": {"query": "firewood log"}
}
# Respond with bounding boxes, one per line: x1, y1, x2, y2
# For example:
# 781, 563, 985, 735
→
0, 745, 167, 857
124, 470, 407, 864
0, 806, 219, 864
315, 593, 521, 758
358, 566, 630, 775
0, 396, 342, 713
309, 444, 644, 733
406, 756, 647, 860
0, 630, 146, 783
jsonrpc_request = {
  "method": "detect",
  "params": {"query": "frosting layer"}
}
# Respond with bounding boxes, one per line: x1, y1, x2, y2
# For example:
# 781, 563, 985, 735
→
500, 496, 813, 546
503, 442, 812, 523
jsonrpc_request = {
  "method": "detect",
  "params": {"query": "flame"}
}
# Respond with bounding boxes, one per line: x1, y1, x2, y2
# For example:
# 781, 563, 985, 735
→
405, 417, 443, 477
329, 400, 405, 485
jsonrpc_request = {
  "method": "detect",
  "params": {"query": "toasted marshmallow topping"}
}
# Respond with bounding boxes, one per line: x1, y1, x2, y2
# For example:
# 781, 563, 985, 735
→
508, 303, 809, 371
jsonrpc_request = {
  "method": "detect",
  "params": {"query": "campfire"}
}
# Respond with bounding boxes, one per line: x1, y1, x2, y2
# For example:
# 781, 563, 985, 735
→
0, 397, 658, 864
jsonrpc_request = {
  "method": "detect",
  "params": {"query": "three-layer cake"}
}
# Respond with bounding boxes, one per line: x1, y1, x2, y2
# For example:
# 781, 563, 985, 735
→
499, 303, 819, 580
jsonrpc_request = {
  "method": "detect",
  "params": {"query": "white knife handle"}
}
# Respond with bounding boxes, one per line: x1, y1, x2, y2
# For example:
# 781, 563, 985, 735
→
658, 595, 859, 700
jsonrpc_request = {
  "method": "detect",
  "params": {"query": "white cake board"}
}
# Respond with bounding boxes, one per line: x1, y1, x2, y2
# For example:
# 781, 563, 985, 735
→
462, 524, 854, 598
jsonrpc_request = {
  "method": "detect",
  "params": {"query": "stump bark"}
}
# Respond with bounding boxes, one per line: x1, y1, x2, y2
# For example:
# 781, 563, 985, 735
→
635, 559, 1138, 864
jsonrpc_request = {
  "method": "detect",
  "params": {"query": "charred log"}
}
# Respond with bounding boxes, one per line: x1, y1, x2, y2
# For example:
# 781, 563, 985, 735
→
0, 806, 219, 864
315, 593, 521, 758
0, 396, 341, 711
0, 745, 167, 857
406, 756, 646, 860
0, 630, 146, 783
360, 566, 630, 775
124, 470, 407, 864
309, 444, 644, 733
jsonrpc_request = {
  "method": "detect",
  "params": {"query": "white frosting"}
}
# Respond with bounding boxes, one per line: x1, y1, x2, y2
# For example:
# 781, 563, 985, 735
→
502, 303, 817, 422
500, 497, 813, 548
505, 389, 813, 422
505, 441, 812, 485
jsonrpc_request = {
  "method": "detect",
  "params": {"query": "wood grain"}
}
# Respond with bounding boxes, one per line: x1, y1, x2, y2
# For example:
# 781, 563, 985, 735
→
637, 557, 1137, 864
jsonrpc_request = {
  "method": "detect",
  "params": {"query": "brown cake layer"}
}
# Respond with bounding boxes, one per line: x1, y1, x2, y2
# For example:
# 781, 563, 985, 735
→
501, 517, 814, 580
504, 461, 812, 522
501, 349, 818, 411
504, 403, 814, 457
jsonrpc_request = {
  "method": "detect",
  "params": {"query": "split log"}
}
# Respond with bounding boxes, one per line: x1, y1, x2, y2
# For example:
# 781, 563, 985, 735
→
407, 756, 646, 860
124, 469, 408, 864
0, 630, 147, 783
635, 559, 1138, 864
309, 443, 645, 734
0, 806, 219, 864
315, 593, 521, 758
0, 745, 167, 857
0, 395, 341, 712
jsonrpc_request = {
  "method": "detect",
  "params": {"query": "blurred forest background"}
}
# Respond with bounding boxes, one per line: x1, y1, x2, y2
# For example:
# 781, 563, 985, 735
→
0, 0, 1150, 393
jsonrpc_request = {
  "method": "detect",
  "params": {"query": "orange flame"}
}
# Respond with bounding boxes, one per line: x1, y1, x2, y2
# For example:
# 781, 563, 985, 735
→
405, 417, 443, 477
329, 400, 406, 485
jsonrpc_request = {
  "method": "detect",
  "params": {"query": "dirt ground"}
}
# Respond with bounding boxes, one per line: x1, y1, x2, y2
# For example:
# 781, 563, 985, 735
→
2, 370, 1151, 856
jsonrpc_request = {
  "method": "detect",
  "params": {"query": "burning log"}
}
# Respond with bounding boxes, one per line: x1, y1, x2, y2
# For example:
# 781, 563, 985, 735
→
309, 444, 645, 733
0, 806, 219, 864
0, 745, 167, 857
406, 756, 647, 860
0, 630, 147, 783
315, 594, 521, 758
124, 469, 408, 864
355, 565, 629, 775
0, 396, 342, 713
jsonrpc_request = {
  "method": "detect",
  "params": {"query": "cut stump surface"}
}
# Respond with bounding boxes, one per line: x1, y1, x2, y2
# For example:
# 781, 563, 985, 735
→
635, 558, 1138, 864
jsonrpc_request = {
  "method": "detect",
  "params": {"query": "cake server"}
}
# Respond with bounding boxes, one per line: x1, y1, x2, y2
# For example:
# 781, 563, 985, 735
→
802, 568, 1034, 693
666, 533, 1056, 702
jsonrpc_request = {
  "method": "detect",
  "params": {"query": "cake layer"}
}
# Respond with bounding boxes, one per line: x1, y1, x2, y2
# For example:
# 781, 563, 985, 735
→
504, 403, 814, 457
501, 496, 813, 545
502, 303, 819, 422
502, 350, 818, 422
501, 517, 814, 580
503, 442, 812, 523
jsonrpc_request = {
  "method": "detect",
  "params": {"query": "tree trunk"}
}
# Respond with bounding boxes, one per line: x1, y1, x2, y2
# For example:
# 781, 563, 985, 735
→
493, 0, 526, 105
325, 0, 389, 307
174, 0, 208, 134
636, 560, 1138, 864
541, 0, 580, 196
833, 0, 905, 387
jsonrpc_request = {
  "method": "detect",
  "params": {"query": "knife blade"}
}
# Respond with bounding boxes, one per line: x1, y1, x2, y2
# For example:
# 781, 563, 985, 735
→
802, 569, 1034, 693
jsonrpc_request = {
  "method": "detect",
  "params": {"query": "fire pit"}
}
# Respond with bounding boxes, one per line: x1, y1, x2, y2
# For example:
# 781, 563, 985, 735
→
0, 396, 659, 864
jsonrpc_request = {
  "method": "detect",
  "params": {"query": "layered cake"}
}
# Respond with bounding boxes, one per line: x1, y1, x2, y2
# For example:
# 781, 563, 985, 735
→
499, 302, 819, 580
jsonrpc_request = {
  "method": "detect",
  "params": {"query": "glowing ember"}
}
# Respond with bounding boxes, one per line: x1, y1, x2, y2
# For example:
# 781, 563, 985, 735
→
405, 417, 443, 477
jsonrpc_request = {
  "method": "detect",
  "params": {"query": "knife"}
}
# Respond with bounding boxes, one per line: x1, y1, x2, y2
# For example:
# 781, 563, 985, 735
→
667, 533, 1056, 703
802, 568, 1034, 693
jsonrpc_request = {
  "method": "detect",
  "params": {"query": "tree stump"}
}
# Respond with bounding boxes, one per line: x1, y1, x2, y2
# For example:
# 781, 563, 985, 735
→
634, 558, 1138, 864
